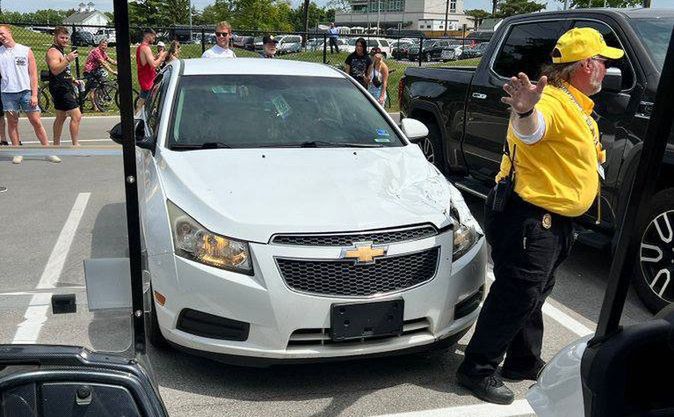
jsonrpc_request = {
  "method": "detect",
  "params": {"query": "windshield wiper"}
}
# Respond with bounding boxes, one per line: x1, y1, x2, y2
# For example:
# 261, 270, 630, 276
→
170, 142, 232, 150
260, 141, 384, 148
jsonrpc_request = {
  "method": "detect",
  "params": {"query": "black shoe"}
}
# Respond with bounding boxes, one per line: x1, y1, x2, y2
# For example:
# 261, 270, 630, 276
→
500, 361, 546, 382
0, 141, 8, 146
456, 371, 515, 405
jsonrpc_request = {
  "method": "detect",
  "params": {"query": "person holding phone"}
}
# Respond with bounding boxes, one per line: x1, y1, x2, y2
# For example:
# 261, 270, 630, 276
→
46, 26, 82, 146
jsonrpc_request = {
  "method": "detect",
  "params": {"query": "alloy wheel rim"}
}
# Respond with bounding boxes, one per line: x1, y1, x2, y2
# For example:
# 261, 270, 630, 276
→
640, 209, 674, 304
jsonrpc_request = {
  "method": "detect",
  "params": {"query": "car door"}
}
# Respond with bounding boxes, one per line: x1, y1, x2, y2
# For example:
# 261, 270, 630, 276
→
463, 19, 572, 183
136, 68, 172, 241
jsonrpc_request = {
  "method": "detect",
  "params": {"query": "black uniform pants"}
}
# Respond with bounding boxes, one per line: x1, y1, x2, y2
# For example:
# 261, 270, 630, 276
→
458, 190, 575, 377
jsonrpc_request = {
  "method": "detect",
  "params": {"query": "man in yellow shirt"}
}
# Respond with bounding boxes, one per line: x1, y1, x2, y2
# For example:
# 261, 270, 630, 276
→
456, 27, 623, 405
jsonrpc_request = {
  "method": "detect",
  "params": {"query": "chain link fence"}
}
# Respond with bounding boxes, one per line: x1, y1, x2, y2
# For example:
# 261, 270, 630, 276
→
2, 22, 487, 113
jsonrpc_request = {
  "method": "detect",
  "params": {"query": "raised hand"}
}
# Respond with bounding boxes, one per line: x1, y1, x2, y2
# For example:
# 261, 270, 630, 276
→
501, 72, 547, 114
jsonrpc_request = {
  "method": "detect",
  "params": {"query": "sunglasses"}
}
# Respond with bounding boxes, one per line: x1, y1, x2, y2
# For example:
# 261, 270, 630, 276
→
592, 57, 613, 68
215, 31, 230, 37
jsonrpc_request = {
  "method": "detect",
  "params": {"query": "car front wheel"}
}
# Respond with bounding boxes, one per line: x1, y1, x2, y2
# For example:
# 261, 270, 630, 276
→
633, 188, 674, 313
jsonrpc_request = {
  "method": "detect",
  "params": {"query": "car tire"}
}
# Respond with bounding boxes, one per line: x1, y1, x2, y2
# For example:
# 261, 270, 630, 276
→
417, 120, 447, 176
425, 52, 432, 62
632, 188, 674, 313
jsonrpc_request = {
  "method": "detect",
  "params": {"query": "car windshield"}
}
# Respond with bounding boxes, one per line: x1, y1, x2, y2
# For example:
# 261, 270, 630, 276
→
422, 40, 436, 48
168, 75, 403, 148
630, 17, 674, 71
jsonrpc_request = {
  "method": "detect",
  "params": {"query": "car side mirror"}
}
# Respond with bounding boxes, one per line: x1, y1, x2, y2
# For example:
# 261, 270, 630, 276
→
602, 67, 622, 93
109, 120, 155, 151
400, 118, 429, 142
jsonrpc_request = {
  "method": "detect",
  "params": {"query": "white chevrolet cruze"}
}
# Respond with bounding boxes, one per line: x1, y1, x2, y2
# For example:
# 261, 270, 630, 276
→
112, 58, 486, 364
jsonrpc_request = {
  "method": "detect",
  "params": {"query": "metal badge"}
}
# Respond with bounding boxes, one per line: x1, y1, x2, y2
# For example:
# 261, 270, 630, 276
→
542, 213, 552, 229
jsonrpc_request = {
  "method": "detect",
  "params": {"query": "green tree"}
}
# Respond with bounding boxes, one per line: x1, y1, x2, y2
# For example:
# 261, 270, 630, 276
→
565, 0, 640, 7
495, 0, 546, 18
465, 9, 491, 29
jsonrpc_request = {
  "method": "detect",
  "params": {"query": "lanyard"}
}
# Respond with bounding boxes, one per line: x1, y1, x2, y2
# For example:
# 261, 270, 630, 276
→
560, 85, 604, 224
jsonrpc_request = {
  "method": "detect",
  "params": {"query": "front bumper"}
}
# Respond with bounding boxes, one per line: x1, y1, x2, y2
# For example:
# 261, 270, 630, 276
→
149, 232, 487, 361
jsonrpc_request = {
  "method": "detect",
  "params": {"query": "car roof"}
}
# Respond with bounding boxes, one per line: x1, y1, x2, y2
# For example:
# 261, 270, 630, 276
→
508, 7, 674, 21
180, 58, 344, 78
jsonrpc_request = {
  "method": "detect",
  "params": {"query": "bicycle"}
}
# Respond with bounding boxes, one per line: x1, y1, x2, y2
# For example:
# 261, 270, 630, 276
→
37, 70, 139, 113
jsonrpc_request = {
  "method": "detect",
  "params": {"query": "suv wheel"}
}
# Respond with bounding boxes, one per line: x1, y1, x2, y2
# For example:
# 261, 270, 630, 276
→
425, 52, 432, 62
633, 189, 674, 313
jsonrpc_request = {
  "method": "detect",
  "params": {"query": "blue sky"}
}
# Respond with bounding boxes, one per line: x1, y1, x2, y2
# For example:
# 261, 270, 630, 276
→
3, 0, 673, 13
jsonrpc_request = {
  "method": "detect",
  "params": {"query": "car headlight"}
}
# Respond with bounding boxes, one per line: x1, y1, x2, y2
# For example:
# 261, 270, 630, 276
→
167, 200, 253, 275
452, 211, 479, 261
447, 185, 482, 261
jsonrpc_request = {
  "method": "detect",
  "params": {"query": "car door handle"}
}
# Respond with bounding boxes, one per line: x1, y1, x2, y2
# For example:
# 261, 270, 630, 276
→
472, 92, 487, 99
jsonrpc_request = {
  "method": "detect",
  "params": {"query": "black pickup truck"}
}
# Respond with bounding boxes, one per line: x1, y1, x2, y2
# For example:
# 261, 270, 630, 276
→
399, 8, 674, 313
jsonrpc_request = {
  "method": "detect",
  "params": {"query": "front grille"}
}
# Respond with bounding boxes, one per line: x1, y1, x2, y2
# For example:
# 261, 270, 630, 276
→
287, 317, 431, 347
276, 247, 439, 297
271, 225, 437, 247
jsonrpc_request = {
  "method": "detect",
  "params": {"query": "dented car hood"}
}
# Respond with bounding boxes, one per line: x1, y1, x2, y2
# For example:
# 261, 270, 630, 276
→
157, 144, 456, 243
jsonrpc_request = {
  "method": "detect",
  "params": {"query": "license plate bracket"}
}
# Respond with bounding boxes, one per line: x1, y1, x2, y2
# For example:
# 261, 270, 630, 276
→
330, 299, 404, 342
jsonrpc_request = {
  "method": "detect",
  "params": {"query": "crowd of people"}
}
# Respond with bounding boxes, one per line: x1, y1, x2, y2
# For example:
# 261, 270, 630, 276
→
0, 20, 391, 165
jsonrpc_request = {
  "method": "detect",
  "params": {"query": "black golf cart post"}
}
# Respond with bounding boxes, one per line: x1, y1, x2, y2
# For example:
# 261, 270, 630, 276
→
0, 1, 168, 416
579, 25, 674, 417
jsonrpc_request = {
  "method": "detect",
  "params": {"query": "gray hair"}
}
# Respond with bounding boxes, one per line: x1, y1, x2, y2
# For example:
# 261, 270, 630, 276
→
540, 61, 582, 87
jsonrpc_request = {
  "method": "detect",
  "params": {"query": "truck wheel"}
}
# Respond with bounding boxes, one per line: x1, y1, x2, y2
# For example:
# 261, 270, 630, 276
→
418, 121, 447, 175
632, 188, 674, 313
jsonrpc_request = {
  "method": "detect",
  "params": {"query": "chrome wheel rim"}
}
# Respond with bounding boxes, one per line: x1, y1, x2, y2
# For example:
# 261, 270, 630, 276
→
640, 209, 674, 304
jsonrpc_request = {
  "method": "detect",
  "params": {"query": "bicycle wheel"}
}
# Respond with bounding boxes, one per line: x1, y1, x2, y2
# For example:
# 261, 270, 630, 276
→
38, 87, 51, 113
94, 84, 116, 112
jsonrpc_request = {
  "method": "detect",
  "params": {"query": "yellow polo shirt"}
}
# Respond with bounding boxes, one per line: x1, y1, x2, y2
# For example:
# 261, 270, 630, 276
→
496, 83, 602, 217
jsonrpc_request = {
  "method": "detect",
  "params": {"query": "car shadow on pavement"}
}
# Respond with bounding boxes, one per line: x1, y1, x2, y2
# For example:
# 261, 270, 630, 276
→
149, 342, 473, 415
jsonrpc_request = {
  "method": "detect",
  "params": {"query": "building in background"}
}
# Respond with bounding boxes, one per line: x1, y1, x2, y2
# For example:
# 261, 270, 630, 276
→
335, 0, 471, 33
63, 2, 110, 34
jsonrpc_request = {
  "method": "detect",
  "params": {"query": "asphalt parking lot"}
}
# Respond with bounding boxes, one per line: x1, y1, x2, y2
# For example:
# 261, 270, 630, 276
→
0, 117, 653, 417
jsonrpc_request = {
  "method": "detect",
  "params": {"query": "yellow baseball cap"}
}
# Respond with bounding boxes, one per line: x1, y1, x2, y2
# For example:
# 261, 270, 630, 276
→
552, 27, 624, 64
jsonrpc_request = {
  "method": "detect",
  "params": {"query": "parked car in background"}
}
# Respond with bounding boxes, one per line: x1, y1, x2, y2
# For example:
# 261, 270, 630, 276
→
391, 40, 415, 60
71, 30, 96, 46
343, 38, 393, 56
233, 35, 255, 50
94, 28, 116, 45
277, 42, 302, 55
308, 38, 348, 52
439, 42, 463, 61
460, 42, 488, 59
255, 35, 303, 51
408, 39, 461, 62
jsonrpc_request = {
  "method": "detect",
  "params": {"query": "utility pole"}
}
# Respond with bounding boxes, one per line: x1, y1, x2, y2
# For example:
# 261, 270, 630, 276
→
188, 0, 192, 40
643, 0, 651, 6
377, 0, 380, 35
444, 0, 449, 36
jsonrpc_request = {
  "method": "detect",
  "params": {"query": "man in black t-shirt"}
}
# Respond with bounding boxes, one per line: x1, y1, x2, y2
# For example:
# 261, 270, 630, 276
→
345, 38, 372, 89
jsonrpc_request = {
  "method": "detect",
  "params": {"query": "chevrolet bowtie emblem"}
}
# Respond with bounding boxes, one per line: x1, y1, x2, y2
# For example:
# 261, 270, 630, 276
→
341, 242, 388, 264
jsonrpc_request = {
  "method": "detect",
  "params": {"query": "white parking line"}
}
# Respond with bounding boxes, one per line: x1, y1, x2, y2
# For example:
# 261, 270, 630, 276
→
373, 399, 533, 417
11, 193, 90, 344
487, 270, 594, 337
